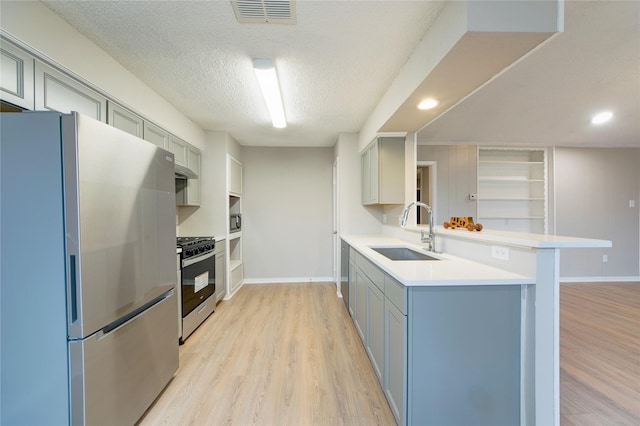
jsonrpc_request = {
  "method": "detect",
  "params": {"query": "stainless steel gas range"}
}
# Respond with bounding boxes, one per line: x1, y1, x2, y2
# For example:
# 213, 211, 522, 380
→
176, 237, 216, 343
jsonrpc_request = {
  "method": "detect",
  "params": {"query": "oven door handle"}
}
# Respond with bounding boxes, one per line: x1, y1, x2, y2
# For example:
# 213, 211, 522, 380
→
182, 250, 215, 268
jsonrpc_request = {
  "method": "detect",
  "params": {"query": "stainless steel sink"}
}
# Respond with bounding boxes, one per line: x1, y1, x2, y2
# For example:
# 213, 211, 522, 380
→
370, 246, 440, 261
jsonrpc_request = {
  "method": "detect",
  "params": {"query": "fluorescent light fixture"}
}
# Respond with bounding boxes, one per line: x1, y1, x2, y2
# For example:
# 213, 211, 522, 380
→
591, 111, 613, 125
417, 98, 439, 110
253, 58, 287, 128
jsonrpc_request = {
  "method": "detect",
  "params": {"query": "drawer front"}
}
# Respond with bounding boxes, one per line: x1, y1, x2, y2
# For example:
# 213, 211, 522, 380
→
385, 274, 406, 314
356, 252, 384, 290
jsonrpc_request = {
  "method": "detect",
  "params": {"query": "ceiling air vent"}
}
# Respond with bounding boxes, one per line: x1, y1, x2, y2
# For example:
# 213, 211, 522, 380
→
231, 0, 296, 24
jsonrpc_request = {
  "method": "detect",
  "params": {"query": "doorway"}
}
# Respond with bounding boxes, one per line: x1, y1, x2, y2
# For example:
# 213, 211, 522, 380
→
416, 161, 436, 225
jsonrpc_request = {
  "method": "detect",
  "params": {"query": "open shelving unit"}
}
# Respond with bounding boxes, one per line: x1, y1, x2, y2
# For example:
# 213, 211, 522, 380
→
477, 147, 548, 234
227, 155, 243, 296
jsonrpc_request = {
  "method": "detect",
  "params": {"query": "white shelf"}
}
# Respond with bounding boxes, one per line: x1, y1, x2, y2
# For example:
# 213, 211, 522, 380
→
479, 177, 544, 182
478, 197, 545, 201
228, 231, 241, 240
230, 259, 242, 271
479, 160, 544, 165
477, 147, 548, 234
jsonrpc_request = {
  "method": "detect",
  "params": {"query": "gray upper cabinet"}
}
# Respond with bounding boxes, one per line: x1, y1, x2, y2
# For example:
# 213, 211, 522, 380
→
35, 61, 107, 122
361, 136, 405, 205
168, 135, 188, 167
107, 101, 143, 138
0, 40, 34, 110
185, 146, 201, 206
176, 145, 201, 207
144, 121, 169, 150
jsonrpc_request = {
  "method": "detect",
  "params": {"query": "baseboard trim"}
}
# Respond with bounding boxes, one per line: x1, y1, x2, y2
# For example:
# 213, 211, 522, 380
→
243, 277, 335, 285
561, 276, 640, 283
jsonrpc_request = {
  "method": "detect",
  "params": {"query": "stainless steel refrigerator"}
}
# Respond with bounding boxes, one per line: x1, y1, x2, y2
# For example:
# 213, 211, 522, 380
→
1, 111, 179, 425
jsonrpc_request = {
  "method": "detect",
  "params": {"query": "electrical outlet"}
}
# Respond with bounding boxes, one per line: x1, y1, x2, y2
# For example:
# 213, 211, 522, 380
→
602, 254, 608, 263
630, 200, 636, 208
491, 245, 510, 261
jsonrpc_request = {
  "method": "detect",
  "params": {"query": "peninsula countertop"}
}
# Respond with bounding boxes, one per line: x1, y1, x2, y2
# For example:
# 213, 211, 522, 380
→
341, 234, 535, 287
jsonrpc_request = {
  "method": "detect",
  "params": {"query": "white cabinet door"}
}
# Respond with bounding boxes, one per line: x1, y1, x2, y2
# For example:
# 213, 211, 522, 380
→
35, 61, 106, 121
107, 101, 143, 138
0, 40, 34, 110
228, 156, 242, 195
215, 246, 226, 303
143, 121, 169, 150
185, 146, 201, 206
168, 135, 187, 167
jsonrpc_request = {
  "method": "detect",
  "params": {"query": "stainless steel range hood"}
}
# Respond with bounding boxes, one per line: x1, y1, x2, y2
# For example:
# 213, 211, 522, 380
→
174, 163, 198, 179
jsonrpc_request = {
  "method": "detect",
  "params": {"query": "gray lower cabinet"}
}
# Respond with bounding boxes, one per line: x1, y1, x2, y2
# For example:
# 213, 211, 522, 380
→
215, 242, 226, 303
366, 277, 385, 383
348, 248, 522, 426
354, 265, 367, 342
35, 61, 107, 122
1, 39, 34, 110
407, 286, 521, 426
348, 248, 356, 318
384, 273, 407, 426
107, 101, 143, 138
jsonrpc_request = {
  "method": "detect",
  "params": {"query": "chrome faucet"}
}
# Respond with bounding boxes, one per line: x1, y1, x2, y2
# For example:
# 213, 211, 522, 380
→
401, 201, 435, 252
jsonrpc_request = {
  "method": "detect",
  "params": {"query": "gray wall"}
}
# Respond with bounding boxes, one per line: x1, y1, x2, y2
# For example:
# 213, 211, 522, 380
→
242, 146, 334, 281
417, 144, 639, 279
555, 147, 640, 278
417, 144, 478, 225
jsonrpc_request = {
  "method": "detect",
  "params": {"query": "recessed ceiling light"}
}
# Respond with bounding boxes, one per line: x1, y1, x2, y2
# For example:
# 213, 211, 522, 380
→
417, 98, 439, 110
591, 111, 613, 125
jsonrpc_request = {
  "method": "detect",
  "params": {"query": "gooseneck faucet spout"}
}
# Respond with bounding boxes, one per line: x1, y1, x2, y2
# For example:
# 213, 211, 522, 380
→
401, 202, 435, 252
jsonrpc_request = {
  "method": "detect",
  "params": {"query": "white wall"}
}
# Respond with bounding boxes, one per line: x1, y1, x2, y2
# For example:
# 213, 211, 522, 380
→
177, 131, 230, 237
555, 147, 640, 279
0, 1, 205, 149
241, 146, 334, 282
335, 133, 383, 235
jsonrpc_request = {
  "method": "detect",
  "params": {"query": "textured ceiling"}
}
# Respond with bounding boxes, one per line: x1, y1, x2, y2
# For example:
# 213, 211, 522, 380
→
41, 0, 639, 149
417, 0, 640, 148
43, 0, 445, 147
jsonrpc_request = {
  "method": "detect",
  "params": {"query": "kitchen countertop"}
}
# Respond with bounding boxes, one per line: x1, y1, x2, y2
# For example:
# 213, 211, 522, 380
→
342, 234, 534, 287
434, 226, 612, 249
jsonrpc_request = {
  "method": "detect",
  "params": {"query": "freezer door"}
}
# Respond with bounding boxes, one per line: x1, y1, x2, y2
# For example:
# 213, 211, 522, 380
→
63, 113, 177, 339
69, 290, 179, 426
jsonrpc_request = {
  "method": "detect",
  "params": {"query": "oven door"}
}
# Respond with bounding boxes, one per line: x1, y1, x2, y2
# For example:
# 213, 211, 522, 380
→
181, 251, 215, 318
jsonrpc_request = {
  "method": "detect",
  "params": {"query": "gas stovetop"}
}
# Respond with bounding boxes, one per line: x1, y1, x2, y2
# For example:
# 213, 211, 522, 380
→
177, 237, 215, 259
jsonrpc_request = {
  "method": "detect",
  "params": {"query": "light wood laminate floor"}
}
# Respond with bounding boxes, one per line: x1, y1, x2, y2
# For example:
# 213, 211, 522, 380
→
139, 281, 640, 426
138, 282, 396, 426
560, 282, 640, 425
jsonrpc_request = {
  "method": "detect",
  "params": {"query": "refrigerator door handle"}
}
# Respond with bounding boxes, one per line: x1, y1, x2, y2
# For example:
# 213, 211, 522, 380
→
99, 289, 175, 338
69, 254, 79, 323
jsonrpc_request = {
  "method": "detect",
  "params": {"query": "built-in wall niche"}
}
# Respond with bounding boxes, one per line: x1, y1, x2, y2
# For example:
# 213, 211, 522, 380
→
229, 195, 241, 215
477, 147, 548, 234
